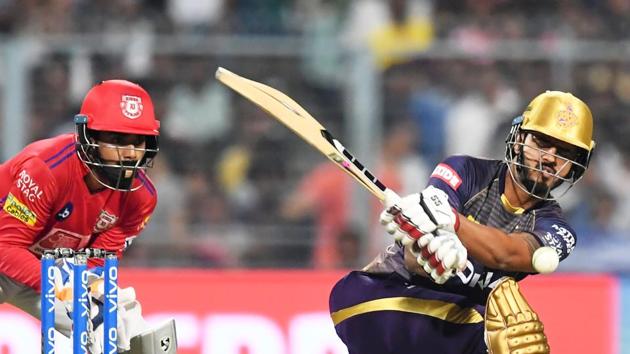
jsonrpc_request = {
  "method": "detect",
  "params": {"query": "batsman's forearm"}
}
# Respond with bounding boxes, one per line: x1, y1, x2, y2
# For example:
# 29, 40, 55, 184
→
456, 214, 536, 272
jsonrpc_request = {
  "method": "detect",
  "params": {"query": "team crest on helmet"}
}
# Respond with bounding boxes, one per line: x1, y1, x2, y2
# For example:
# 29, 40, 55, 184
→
120, 95, 144, 119
555, 104, 578, 129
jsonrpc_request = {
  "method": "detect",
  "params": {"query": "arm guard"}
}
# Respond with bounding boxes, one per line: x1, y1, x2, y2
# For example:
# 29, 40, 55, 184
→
485, 277, 550, 354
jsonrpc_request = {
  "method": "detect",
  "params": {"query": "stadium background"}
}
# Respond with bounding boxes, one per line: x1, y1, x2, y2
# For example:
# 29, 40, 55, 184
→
0, 0, 629, 353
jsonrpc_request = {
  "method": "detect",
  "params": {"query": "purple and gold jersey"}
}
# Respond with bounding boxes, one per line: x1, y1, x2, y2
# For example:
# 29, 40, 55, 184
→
330, 156, 576, 353
364, 155, 575, 303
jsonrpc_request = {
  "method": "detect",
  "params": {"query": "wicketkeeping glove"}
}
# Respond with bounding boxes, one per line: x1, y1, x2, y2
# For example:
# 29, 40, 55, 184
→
380, 186, 459, 246
485, 277, 550, 354
413, 229, 467, 284
51, 259, 141, 353
87, 268, 145, 353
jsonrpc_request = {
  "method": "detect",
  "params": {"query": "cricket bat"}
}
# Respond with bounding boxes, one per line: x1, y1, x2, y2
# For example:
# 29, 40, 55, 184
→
215, 67, 397, 203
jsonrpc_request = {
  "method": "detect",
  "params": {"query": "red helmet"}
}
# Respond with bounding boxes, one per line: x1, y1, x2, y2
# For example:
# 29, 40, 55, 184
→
75, 80, 160, 191
78, 79, 160, 136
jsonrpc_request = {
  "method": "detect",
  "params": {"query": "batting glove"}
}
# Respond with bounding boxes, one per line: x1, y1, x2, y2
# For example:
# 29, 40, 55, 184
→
380, 186, 459, 246
413, 229, 467, 284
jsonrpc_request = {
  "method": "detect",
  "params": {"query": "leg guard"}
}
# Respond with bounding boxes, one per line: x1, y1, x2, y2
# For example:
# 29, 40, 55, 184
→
125, 319, 178, 354
485, 277, 550, 354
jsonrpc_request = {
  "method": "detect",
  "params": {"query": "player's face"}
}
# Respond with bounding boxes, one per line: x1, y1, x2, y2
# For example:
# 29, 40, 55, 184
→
519, 132, 577, 190
95, 132, 146, 165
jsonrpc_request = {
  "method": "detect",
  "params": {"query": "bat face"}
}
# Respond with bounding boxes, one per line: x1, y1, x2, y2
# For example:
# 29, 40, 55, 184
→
215, 67, 389, 202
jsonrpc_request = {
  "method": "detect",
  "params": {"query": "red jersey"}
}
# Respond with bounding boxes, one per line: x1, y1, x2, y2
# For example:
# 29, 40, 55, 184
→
0, 134, 157, 291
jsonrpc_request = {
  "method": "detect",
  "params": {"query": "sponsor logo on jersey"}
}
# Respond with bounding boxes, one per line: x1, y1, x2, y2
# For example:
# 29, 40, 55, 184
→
457, 261, 502, 290
30, 228, 86, 255
55, 202, 74, 221
541, 231, 563, 256
3, 193, 37, 226
120, 95, 143, 119
430, 163, 462, 190
17, 169, 43, 201
94, 210, 118, 233
551, 224, 575, 255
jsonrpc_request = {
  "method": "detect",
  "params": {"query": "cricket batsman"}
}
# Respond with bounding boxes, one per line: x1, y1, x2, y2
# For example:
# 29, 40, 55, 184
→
330, 91, 595, 353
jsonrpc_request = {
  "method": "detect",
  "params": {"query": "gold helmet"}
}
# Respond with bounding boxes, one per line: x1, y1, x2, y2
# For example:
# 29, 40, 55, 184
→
505, 91, 595, 200
521, 91, 595, 153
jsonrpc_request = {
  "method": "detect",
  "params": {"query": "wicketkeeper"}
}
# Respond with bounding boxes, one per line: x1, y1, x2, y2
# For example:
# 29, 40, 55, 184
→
0, 80, 177, 353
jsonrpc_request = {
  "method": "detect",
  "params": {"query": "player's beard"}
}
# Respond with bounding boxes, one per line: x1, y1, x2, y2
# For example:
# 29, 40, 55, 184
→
98, 160, 139, 190
517, 168, 551, 199
515, 153, 561, 199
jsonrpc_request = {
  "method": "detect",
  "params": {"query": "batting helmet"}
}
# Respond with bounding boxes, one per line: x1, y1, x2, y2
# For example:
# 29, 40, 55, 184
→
505, 91, 595, 199
75, 80, 160, 191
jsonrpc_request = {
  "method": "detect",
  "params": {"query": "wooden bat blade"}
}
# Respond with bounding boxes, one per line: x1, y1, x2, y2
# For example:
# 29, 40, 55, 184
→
215, 67, 389, 202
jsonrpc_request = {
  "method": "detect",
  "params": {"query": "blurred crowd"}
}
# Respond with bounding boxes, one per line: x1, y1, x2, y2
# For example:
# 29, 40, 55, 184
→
1, 0, 629, 271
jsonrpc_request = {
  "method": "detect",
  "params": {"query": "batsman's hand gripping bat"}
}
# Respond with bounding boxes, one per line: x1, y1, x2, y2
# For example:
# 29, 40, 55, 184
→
215, 67, 399, 204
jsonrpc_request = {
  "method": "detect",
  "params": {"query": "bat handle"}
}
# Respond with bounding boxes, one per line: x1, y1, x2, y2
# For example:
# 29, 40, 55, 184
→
382, 188, 402, 208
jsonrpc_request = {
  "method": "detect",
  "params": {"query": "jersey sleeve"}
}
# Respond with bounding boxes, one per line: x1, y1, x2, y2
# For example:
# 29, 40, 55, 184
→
88, 192, 157, 264
529, 208, 576, 261
426, 155, 475, 211
0, 156, 58, 291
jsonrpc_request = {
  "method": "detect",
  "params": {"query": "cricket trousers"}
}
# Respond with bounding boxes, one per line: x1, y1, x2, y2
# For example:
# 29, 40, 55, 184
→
330, 271, 488, 354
